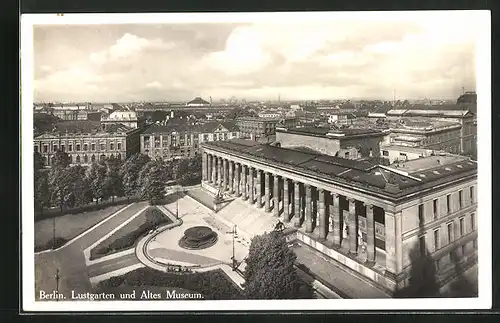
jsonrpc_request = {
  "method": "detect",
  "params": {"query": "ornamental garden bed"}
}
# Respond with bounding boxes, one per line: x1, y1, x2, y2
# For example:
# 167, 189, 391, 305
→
89, 206, 172, 260
94, 267, 244, 300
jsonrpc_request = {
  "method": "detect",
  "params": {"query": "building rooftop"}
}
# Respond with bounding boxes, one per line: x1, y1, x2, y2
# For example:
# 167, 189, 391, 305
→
187, 97, 210, 105
142, 120, 240, 135
35, 120, 133, 136
236, 116, 281, 122
278, 126, 386, 138
387, 107, 474, 118
201, 140, 476, 201
380, 144, 436, 154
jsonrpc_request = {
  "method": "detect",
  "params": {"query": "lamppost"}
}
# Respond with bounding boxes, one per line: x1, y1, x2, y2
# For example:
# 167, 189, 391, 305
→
55, 268, 60, 301
226, 225, 237, 270
175, 183, 179, 219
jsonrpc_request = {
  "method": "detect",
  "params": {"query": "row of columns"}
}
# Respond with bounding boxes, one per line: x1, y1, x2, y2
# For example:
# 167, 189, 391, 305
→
201, 152, 401, 271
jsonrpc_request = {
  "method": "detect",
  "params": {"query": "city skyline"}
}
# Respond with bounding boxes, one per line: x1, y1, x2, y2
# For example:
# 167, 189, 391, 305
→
33, 12, 479, 103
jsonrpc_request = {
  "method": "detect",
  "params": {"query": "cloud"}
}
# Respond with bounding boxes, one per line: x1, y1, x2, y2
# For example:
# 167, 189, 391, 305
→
33, 14, 480, 102
89, 33, 174, 65
145, 81, 163, 89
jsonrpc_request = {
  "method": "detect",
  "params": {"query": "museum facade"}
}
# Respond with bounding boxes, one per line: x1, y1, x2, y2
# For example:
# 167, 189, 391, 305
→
200, 139, 478, 295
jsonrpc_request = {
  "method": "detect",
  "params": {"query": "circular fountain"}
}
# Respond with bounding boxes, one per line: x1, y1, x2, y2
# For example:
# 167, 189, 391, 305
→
178, 226, 218, 250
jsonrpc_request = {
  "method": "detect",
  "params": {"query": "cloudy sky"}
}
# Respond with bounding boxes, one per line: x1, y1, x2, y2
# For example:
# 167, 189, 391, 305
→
33, 12, 480, 103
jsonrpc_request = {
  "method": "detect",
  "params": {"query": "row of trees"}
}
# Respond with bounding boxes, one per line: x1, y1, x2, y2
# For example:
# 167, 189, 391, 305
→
34, 150, 202, 213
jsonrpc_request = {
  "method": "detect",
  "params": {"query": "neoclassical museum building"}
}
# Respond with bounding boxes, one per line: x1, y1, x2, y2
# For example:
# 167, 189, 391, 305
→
200, 138, 478, 295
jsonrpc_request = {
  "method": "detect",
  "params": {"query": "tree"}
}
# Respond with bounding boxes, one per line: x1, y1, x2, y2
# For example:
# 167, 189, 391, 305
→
86, 162, 107, 204
152, 110, 168, 123
34, 151, 45, 172
48, 166, 73, 211
140, 161, 166, 204
34, 172, 50, 213
120, 153, 151, 201
243, 231, 309, 299
67, 165, 90, 207
51, 150, 71, 169
103, 159, 123, 202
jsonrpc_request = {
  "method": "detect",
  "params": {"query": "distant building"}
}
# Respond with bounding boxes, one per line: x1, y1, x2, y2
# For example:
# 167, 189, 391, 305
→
386, 106, 476, 155
236, 117, 281, 140
367, 112, 387, 119
380, 144, 437, 164
275, 126, 389, 159
388, 119, 463, 155
33, 121, 141, 167
457, 91, 477, 105
101, 110, 141, 129
140, 120, 240, 160
327, 112, 356, 125
186, 97, 210, 107
258, 110, 283, 119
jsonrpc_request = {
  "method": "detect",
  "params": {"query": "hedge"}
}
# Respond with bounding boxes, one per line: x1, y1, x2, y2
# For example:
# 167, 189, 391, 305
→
34, 237, 68, 252
90, 207, 172, 259
96, 267, 243, 300
35, 196, 142, 222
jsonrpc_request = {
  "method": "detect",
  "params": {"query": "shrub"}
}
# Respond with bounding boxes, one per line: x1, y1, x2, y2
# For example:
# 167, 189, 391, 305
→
34, 237, 68, 252
102, 268, 243, 300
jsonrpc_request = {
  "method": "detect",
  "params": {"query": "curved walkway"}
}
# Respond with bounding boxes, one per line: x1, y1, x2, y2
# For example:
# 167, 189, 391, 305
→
135, 205, 245, 288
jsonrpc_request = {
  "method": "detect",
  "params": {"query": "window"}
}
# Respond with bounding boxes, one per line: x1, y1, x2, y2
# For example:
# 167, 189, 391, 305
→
418, 204, 424, 226
34, 146, 39, 153
83, 155, 88, 163
76, 144, 81, 151
91, 143, 96, 151
471, 213, 475, 231
76, 155, 80, 163
447, 222, 453, 243
68, 144, 73, 152
83, 144, 88, 151
224, 133, 228, 140
470, 186, 474, 203
436, 258, 441, 270
43, 145, 48, 153
111, 143, 115, 150
433, 199, 438, 218
419, 236, 426, 256
203, 134, 209, 141
117, 143, 121, 150
473, 239, 477, 249
446, 194, 451, 213
459, 190, 463, 208
100, 143, 105, 151
60, 145, 65, 152
91, 155, 95, 162
53, 145, 58, 152
344, 152, 350, 158
434, 229, 440, 251
369, 148, 373, 157
459, 217, 464, 236
462, 244, 466, 256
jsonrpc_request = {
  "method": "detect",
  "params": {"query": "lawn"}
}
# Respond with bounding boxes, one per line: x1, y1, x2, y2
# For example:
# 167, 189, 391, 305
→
34, 205, 125, 252
90, 206, 172, 260
94, 267, 244, 300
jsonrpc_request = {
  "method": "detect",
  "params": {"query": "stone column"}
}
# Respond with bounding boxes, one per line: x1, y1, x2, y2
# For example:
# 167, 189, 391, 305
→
348, 198, 357, 255
218, 157, 223, 187
273, 175, 279, 216
264, 172, 270, 212
305, 185, 313, 233
228, 161, 234, 193
212, 155, 217, 184
223, 159, 228, 191
207, 154, 212, 183
202, 152, 207, 181
235, 163, 240, 196
318, 189, 326, 240
249, 167, 255, 204
366, 204, 376, 263
240, 165, 246, 198
294, 182, 301, 228
384, 211, 402, 275
331, 193, 341, 246
283, 178, 290, 222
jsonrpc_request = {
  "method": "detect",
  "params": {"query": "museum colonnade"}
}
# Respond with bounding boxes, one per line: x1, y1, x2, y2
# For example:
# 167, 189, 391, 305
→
201, 151, 402, 274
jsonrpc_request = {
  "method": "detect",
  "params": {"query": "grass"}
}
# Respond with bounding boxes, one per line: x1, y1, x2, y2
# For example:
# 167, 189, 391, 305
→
95, 267, 243, 300
90, 206, 172, 260
34, 205, 124, 252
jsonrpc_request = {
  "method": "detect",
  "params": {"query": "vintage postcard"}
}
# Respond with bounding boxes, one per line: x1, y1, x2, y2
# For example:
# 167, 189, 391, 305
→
21, 11, 491, 312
